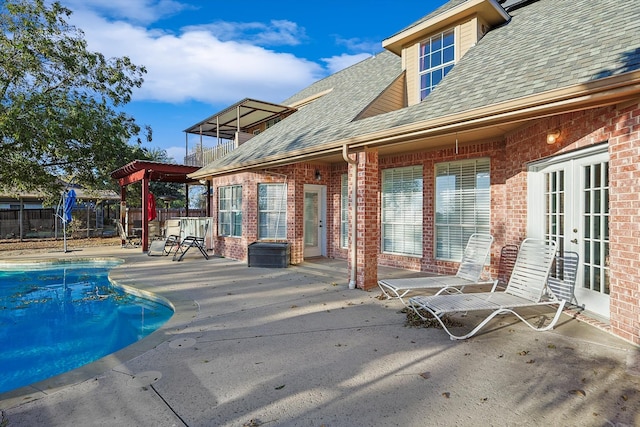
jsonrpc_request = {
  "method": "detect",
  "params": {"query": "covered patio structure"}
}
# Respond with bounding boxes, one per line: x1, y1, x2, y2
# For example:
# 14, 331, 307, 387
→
110, 160, 207, 251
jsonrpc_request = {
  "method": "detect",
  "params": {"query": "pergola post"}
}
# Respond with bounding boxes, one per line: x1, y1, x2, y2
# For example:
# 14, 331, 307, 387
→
141, 171, 150, 251
119, 186, 127, 247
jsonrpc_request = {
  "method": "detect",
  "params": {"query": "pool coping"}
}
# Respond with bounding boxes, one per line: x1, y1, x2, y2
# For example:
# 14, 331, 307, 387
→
0, 256, 198, 409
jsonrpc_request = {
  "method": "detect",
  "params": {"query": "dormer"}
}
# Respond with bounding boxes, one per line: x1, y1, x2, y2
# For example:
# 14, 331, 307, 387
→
382, 0, 509, 106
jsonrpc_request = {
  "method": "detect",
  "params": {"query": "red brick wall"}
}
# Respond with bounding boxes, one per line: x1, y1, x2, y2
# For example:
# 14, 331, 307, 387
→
206, 101, 640, 344
502, 102, 640, 345
607, 103, 640, 345
209, 163, 334, 265
375, 142, 505, 276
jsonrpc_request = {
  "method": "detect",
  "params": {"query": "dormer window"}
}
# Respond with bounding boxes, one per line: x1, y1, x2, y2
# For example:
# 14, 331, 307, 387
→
419, 29, 455, 100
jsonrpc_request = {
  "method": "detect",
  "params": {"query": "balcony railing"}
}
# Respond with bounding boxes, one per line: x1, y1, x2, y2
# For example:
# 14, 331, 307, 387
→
184, 139, 237, 167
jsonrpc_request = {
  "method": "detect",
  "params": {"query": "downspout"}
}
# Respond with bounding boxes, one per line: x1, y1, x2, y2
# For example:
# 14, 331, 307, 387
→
342, 144, 357, 290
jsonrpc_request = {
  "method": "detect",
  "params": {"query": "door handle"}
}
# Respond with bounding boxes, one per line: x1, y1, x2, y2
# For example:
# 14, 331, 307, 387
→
570, 238, 578, 244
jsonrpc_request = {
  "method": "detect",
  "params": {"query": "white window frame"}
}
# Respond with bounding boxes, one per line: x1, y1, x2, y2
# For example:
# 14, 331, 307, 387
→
419, 28, 455, 101
340, 174, 348, 248
218, 185, 242, 237
381, 166, 423, 256
258, 183, 287, 240
435, 158, 490, 260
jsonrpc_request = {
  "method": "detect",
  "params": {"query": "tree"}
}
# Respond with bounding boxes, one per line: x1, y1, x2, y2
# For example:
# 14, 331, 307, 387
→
0, 0, 149, 197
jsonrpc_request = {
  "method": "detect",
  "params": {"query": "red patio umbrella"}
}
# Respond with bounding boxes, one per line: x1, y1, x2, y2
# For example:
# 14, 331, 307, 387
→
148, 193, 157, 221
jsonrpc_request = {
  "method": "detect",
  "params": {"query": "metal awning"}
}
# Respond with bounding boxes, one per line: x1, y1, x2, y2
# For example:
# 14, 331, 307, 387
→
183, 98, 296, 140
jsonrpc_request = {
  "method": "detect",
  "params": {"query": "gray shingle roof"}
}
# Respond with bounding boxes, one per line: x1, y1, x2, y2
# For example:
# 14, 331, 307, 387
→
196, 50, 402, 173
196, 0, 640, 175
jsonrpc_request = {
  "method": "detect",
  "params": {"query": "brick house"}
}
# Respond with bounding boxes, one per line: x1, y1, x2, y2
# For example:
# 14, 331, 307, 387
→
187, 0, 640, 344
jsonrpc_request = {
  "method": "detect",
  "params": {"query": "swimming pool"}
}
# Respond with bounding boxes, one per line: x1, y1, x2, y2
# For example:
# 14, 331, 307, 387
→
0, 259, 173, 394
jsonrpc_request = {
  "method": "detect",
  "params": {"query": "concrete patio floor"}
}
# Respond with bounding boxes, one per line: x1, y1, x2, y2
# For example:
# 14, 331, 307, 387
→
1, 245, 639, 426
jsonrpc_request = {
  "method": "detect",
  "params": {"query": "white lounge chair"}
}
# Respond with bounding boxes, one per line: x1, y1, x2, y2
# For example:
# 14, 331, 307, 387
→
377, 233, 494, 306
408, 238, 562, 340
148, 219, 181, 256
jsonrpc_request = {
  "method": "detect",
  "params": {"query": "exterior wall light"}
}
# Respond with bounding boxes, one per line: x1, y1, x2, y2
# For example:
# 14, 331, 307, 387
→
315, 169, 322, 181
546, 129, 561, 144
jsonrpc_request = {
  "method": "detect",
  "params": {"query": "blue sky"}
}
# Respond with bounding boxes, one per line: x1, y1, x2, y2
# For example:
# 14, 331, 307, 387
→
60, 0, 448, 163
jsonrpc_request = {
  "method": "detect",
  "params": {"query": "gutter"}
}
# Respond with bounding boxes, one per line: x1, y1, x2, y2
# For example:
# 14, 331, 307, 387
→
189, 69, 640, 180
342, 144, 358, 290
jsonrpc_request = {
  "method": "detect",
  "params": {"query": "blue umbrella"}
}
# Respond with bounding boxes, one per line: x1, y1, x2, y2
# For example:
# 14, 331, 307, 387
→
63, 189, 76, 224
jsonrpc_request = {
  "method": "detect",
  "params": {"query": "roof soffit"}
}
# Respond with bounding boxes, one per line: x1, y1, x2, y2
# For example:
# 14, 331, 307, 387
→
189, 69, 640, 179
383, 0, 510, 54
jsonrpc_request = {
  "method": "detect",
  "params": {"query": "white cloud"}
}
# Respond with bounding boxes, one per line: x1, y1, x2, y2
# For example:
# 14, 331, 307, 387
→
62, 7, 325, 105
188, 20, 306, 46
62, 0, 189, 25
321, 53, 372, 74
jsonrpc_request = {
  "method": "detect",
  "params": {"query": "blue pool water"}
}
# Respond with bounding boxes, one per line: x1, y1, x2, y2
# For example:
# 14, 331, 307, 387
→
0, 259, 173, 394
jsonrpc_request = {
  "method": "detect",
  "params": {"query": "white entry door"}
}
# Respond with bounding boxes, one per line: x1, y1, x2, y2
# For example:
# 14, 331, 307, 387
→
528, 146, 610, 318
303, 184, 326, 258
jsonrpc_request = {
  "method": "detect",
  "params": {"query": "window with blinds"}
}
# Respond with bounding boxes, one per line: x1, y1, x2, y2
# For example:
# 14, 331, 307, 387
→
218, 185, 242, 237
258, 183, 287, 239
340, 174, 348, 248
381, 165, 423, 256
435, 158, 490, 260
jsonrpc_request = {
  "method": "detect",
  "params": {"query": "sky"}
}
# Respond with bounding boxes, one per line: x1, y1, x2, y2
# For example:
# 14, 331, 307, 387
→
59, 0, 449, 163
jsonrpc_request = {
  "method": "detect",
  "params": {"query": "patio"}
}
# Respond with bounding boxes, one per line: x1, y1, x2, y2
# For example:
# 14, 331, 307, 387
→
1, 245, 639, 426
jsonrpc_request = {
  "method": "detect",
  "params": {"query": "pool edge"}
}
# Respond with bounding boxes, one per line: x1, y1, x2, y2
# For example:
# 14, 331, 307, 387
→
0, 257, 199, 410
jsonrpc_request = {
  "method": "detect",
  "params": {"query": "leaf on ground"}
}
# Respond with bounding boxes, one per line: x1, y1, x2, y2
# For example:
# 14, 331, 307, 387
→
569, 389, 586, 397
442, 392, 450, 398
275, 385, 285, 390
518, 350, 530, 356
404, 308, 463, 329
290, 305, 298, 309
621, 394, 628, 401
419, 372, 431, 379
526, 359, 535, 364
547, 344, 556, 349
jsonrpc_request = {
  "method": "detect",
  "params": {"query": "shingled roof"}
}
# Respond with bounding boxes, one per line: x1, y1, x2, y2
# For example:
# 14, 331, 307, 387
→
191, 0, 640, 178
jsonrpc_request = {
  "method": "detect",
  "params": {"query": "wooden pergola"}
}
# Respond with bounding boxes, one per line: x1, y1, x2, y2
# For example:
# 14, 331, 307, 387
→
110, 160, 208, 251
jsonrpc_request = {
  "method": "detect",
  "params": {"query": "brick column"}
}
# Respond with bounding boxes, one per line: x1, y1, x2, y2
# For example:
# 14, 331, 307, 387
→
356, 149, 379, 290
608, 103, 640, 345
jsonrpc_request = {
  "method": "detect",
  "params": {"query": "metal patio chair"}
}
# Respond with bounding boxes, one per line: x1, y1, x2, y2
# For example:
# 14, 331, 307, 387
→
148, 219, 182, 256
377, 233, 495, 306
117, 221, 141, 248
408, 238, 564, 340
173, 222, 209, 262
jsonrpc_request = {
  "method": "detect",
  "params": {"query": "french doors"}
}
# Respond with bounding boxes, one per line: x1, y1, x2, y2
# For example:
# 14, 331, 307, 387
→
528, 146, 610, 318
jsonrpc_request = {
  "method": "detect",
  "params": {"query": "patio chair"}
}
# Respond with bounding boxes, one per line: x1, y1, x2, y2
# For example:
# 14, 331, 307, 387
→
408, 238, 561, 340
377, 233, 495, 306
117, 221, 141, 248
547, 250, 580, 308
148, 219, 182, 256
173, 222, 209, 261
494, 244, 520, 290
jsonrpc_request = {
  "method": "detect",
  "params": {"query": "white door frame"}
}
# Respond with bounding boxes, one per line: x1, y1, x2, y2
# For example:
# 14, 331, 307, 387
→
528, 144, 610, 318
303, 184, 326, 258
